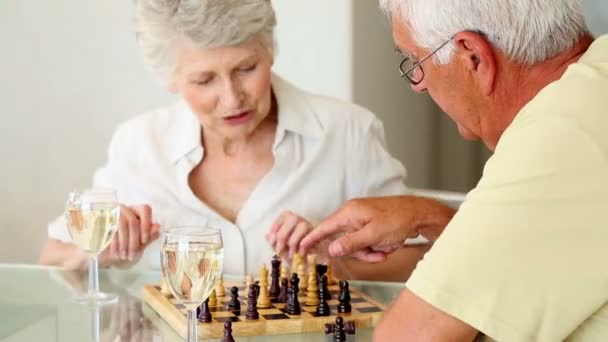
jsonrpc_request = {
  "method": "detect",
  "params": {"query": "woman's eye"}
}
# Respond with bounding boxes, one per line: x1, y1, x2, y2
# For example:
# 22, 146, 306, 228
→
239, 64, 257, 72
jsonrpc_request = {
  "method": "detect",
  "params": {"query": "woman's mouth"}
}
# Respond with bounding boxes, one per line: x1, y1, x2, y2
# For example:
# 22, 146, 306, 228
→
223, 111, 253, 125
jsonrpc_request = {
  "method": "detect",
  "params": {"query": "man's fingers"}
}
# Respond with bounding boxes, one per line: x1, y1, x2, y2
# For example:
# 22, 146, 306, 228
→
327, 225, 381, 257
299, 205, 362, 254
351, 249, 388, 263
118, 208, 133, 260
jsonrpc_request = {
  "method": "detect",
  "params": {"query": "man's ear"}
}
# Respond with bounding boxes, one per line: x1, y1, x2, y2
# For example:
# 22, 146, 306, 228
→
454, 31, 497, 96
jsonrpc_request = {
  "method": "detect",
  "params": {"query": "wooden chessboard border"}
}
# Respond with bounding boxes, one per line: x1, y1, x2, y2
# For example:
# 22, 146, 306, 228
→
142, 281, 387, 338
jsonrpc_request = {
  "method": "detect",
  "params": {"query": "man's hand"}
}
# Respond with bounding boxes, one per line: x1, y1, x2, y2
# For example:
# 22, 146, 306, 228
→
299, 196, 455, 263
99, 204, 160, 267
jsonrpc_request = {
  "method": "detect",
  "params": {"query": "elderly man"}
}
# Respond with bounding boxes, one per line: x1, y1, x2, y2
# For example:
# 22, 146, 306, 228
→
300, 0, 608, 340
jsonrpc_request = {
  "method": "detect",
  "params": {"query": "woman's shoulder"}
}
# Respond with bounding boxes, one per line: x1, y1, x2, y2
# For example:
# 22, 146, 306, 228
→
111, 101, 189, 143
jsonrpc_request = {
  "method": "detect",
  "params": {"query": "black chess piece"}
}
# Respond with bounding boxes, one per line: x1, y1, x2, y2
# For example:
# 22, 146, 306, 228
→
316, 275, 330, 316
316, 264, 331, 300
221, 321, 236, 342
337, 280, 352, 313
324, 316, 356, 342
227, 286, 240, 312
246, 284, 259, 320
269, 255, 281, 299
197, 298, 212, 323
253, 281, 260, 299
286, 273, 301, 315
277, 277, 288, 303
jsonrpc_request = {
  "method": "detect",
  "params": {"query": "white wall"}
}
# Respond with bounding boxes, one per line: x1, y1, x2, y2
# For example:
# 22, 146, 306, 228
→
272, 0, 353, 101
0, 0, 358, 264
0, 1, 175, 263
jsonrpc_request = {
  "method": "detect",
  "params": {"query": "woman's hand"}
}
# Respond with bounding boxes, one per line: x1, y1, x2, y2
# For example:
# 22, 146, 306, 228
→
98, 204, 160, 267
266, 210, 314, 259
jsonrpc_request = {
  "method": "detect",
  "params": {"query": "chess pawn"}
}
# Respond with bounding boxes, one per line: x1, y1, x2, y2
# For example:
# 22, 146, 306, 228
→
277, 277, 288, 303
227, 286, 241, 312
197, 298, 212, 323
337, 280, 352, 313
221, 321, 235, 342
297, 264, 307, 291
305, 267, 320, 306
215, 275, 226, 297
209, 289, 217, 307
160, 277, 171, 296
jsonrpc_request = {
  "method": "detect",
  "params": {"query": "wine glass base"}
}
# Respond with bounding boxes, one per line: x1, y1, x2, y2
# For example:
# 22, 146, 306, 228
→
73, 291, 118, 305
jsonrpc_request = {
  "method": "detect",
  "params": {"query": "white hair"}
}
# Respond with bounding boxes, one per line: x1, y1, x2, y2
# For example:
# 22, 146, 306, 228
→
379, 0, 588, 65
133, 0, 276, 80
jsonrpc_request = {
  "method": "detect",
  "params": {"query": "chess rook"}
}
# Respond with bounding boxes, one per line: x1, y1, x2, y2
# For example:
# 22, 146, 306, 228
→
246, 284, 260, 320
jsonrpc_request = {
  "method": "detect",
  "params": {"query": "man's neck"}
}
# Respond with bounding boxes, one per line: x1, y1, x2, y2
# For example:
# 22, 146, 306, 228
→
488, 34, 594, 149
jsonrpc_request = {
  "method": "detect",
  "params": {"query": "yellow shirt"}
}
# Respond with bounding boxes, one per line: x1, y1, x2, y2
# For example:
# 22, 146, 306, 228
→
407, 34, 608, 342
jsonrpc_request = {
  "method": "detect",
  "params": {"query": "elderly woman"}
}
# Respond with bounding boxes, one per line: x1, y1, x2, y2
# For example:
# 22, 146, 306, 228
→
39, 0, 452, 279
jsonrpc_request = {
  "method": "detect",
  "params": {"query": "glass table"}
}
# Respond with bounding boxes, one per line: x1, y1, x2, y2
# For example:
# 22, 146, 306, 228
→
0, 264, 404, 342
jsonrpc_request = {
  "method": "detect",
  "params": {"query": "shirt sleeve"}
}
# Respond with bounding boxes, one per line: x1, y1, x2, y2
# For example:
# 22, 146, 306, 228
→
46, 123, 136, 242
348, 112, 409, 198
406, 117, 608, 341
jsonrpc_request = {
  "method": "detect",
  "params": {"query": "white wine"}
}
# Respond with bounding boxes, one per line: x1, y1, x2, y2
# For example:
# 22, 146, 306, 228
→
160, 242, 224, 309
66, 203, 119, 255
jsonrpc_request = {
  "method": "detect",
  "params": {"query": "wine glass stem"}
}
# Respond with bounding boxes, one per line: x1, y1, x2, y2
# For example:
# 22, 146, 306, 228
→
89, 255, 99, 295
187, 309, 198, 342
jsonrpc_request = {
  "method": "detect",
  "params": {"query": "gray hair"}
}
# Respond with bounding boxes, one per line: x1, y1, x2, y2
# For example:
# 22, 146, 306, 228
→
133, 0, 276, 81
380, 0, 589, 65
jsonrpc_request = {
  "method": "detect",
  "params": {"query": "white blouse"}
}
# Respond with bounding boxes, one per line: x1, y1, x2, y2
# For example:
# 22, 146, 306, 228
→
48, 75, 408, 276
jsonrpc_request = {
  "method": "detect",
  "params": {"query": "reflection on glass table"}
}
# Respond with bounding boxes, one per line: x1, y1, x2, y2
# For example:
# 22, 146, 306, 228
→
0, 264, 404, 342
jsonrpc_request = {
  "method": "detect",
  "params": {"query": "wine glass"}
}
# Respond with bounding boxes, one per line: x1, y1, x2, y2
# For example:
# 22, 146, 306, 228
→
65, 188, 120, 304
160, 226, 224, 342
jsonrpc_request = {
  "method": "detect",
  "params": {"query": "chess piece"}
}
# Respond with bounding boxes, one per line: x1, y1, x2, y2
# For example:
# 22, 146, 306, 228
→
269, 255, 281, 299
221, 321, 235, 342
280, 263, 290, 281
277, 277, 288, 303
291, 253, 304, 275
286, 273, 301, 315
338, 280, 352, 313
197, 298, 212, 323
326, 263, 337, 285
307, 254, 318, 269
246, 284, 260, 320
246, 274, 254, 297
209, 289, 217, 307
160, 277, 171, 295
316, 275, 330, 316
227, 286, 240, 312
257, 264, 272, 308
215, 275, 226, 297
297, 264, 307, 291
316, 265, 332, 300
305, 265, 319, 306
324, 316, 356, 342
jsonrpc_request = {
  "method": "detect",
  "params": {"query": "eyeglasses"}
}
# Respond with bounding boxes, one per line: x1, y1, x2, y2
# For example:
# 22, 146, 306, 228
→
399, 35, 455, 85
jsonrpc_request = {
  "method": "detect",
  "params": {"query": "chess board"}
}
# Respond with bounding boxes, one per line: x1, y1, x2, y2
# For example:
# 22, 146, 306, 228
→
142, 280, 386, 339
